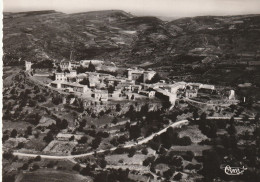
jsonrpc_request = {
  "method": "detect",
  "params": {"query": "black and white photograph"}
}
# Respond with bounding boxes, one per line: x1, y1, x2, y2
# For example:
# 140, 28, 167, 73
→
2, 0, 260, 181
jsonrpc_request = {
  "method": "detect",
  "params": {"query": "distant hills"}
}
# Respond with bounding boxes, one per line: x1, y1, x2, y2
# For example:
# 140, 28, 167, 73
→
3, 10, 260, 64
3, 10, 260, 86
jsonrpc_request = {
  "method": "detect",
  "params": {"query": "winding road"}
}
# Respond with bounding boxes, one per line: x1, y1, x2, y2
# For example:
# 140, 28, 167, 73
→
13, 119, 189, 159
12, 116, 254, 159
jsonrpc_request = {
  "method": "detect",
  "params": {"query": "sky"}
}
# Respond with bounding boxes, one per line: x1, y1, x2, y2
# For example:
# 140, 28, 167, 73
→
3, 0, 260, 17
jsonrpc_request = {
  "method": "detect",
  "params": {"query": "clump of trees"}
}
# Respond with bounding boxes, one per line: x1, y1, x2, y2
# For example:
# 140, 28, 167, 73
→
32, 60, 53, 69
148, 127, 192, 151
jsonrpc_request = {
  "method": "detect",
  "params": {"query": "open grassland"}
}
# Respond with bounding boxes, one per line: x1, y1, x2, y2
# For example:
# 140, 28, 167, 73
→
17, 169, 92, 182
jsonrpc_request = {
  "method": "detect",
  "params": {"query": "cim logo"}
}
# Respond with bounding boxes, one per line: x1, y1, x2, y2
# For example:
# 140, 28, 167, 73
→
224, 165, 247, 175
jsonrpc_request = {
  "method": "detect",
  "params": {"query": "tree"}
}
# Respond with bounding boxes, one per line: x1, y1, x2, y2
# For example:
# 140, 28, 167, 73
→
182, 151, 194, 161
129, 124, 141, 139
255, 113, 260, 125
128, 147, 136, 157
174, 172, 182, 181
57, 66, 62, 72
87, 61, 96, 72
229, 116, 235, 125
201, 150, 221, 179
80, 165, 92, 176
59, 119, 68, 129
72, 164, 81, 171
32, 164, 40, 171
26, 126, 32, 135
136, 75, 144, 83
171, 156, 183, 168
78, 136, 88, 144
69, 135, 75, 141
227, 124, 237, 135
140, 104, 149, 114
91, 137, 101, 149
99, 159, 107, 168
43, 131, 54, 143
10, 129, 17, 138
3, 151, 14, 160
2, 134, 9, 143
143, 156, 155, 166
112, 117, 118, 124
147, 73, 162, 84
193, 110, 199, 121
79, 78, 89, 86
17, 142, 24, 149
141, 148, 148, 155
79, 119, 87, 128
3, 175, 15, 182
116, 104, 121, 112
163, 168, 175, 180
34, 155, 41, 161
21, 163, 29, 170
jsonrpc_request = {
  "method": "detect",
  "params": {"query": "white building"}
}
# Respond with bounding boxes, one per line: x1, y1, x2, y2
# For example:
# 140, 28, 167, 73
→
127, 68, 143, 80
50, 81, 88, 93
93, 90, 108, 101
60, 61, 72, 71
54, 70, 78, 81
80, 60, 104, 67
154, 88, 177, 105
143, 70, 156, 82
55, 73, 67, 81
25, 61, 32, 71
127, 68, 156, 83
139, 91, 156, 98
185, 90, 198, 98
199, 84, 215, 90
229, 90, 235, 100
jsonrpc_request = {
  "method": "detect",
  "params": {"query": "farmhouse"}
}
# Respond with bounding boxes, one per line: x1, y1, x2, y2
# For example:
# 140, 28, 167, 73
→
92, 89, 109, 101
50, 81, 88, 93
154, 88, 177, 104
60, 60, 72, 71
139, 90, 155, 98
185, 89, 198, 98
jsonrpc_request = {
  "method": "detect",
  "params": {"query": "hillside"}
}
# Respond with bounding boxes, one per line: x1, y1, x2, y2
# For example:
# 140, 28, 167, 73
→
3, 10, 260, 87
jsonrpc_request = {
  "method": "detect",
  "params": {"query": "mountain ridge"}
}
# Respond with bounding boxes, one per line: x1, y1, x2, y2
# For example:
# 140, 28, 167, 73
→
3, 10, 260, 82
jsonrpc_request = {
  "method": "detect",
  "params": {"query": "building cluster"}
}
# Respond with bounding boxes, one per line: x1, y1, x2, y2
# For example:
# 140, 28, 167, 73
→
25, 60, 234, 105
54, 59, 104, 71
127, 68, 156, 83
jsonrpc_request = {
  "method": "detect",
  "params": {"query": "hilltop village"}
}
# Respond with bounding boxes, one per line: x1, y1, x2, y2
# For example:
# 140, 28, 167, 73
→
25, 60, 236, 107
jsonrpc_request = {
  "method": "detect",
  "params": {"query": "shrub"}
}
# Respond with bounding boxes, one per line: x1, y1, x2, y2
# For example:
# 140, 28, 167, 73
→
34, 155, 41, 161
143, 156, 155, 166
182, 151, 194, 161
31, 164, 40, 171
185, 163, 202, 170
128, 147, 136, 158
178, 136, 192, 146
141, 148, 148, 155
10, 129, 17, 138
72, 164, 81, 171
78, 136, 88, 144
174, 172, 182, 180
21, 163, 29, 170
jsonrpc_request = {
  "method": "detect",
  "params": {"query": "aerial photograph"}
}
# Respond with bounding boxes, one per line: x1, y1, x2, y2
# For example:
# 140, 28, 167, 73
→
2, 0, 260, 181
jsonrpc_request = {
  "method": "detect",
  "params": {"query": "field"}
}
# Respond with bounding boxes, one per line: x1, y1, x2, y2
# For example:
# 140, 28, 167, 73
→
16, 169, 92, 182
3, 66, 22, 86
177, 125, 208, 143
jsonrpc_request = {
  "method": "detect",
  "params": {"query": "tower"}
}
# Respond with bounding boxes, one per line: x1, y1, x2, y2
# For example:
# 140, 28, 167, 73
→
229, 90, 235, 100
25, 61, 32, 71
127, 68, 133, 80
